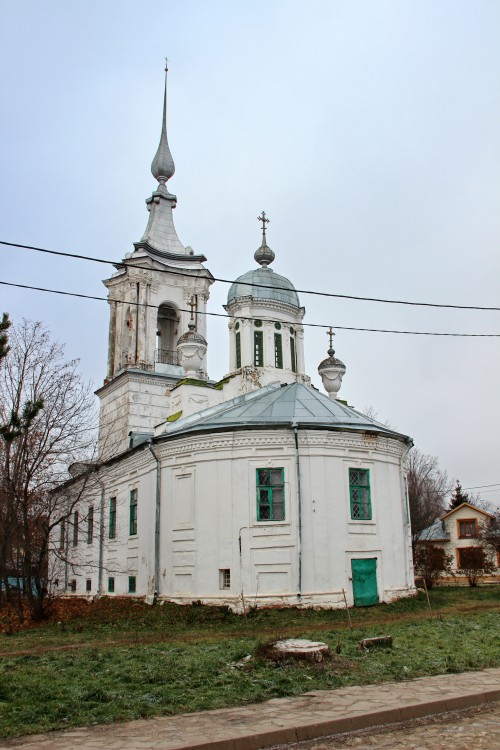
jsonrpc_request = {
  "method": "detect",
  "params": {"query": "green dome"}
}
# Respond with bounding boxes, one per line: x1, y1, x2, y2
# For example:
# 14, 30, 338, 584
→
227, 267, 300, 308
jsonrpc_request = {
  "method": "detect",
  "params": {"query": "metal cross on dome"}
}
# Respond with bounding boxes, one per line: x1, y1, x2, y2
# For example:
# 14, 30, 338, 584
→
327, 327, 335, 354
257, 211, 270, 241
188, 296, 196, 320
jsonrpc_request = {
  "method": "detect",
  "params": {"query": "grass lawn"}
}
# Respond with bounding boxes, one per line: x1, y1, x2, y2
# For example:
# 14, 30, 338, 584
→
0, 587, 498, 739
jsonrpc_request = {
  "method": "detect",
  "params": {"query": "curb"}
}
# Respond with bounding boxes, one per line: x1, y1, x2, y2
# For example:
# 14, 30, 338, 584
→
168, 687, 500, 750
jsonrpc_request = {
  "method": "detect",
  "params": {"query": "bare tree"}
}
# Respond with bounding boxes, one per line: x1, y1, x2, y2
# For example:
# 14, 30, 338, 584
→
457, 546, 495, 587
0, 319, 97, 620
407, 448, 452, 551
413, 545, 454, 589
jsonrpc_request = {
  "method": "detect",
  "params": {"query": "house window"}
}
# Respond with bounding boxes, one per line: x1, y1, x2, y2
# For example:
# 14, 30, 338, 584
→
70, 579, 77, 592
290, 335, 296, 373
72, 511, 79, 546
235, 331, 241, 368
129, 489, 137, 536
59, 519, 65, 549
128, 576, 136, 594
257, 468, 285, 521
274, 333, 283, 369
109, 497, 116, 539
108, 577, 115, 593
349, 469, 372, 520
219, 569, 231, 590
254, 331, 264, 367
457, 547, 483, 568
458, 519, 477, 538
86, 579, 91, 593
87, 506, 94, 544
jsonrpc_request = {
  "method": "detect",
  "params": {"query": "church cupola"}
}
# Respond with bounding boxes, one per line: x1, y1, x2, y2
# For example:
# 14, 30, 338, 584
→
224, 213, 309, 392
318, 328, 346, 400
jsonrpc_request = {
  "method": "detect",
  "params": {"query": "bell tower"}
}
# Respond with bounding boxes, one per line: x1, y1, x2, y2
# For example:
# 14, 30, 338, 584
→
97, 64, 213, 458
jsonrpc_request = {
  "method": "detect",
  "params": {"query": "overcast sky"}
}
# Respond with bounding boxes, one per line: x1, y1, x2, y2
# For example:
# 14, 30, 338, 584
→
1, 1, 499, 505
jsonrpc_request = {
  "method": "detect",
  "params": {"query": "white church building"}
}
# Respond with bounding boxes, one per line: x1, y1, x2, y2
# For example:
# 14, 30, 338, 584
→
56, 67, 416, 610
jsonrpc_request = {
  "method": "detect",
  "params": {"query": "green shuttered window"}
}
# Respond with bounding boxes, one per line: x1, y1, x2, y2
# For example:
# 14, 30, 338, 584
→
274, 333, 283, 369
254, 331, 264, 367
129, 489, 138, 536
235, 331, 241, 368
349, 469, 372, 520
256, 468, 285, 521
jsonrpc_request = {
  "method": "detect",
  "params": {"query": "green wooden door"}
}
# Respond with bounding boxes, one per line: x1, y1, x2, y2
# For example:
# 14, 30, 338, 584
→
351, 558, 378, 606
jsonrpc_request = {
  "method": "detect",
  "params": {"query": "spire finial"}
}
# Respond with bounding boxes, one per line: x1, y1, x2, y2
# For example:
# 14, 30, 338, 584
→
257, 211, 270, 242
254, 210, 275, 267
327, 326, 335, 357
151, 62, 175, 185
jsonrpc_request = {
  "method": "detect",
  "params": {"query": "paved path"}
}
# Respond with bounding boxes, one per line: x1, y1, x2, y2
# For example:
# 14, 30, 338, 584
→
300, 703, 500, 748
1, 668, 499, 750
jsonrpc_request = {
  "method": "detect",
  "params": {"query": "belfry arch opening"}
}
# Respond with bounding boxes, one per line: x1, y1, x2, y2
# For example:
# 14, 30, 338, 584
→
156, 303, 179, 364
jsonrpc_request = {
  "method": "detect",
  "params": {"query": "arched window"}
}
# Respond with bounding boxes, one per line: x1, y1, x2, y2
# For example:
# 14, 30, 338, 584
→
156, 304, 179, 364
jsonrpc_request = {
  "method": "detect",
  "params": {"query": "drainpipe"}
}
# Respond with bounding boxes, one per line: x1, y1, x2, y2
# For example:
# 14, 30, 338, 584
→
94, 472, 105, 595
148, 442, 161, 602
291, 421, 302, 600
401, 441, 414, 590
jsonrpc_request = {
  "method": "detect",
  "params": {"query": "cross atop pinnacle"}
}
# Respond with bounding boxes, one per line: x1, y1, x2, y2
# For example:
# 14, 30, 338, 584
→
327, 327, 335, 356
254, 210, 275, 267
257, 211, 270, 241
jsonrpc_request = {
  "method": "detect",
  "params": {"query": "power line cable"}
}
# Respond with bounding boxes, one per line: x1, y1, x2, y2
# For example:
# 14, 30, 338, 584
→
2, 279, 500, 337
2, 239, 500, 312
462, 482, 500, 491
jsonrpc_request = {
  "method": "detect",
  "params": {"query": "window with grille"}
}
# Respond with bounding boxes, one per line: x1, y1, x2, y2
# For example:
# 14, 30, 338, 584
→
72, 511, 79, 546
128, 576, 136, 594
219, 569, 231, 590
129, 489, 138, 536
235, 331, 241, 368
256, 468, 285, 521
274, 333, 283, 369
87, 506, 94, 544
458, 519, 477, 538
109, 497, 116, 539
290, 336, 296, 373
254, 331, 264, 367
349, 469, 372, 520
108, 577, 115, 593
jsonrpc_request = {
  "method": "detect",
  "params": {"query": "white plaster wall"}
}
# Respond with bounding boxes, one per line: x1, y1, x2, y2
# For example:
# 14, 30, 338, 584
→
61, 428, 415, 609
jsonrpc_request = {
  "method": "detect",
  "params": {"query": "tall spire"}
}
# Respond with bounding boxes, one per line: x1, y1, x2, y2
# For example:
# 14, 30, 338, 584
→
151, 60, 175, 185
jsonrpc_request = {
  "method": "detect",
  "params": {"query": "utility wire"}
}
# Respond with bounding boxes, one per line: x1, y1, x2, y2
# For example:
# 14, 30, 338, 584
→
2, 239, 500, 312
2, 279, 500, 337
462, 482, 500, 492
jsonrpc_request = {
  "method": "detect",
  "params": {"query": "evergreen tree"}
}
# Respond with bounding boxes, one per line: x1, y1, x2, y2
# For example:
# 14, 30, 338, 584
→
0, 313, 11, 362
448, 479, 470, 510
